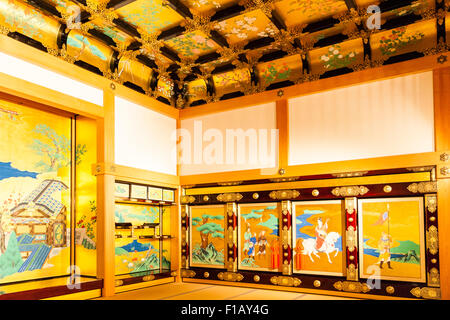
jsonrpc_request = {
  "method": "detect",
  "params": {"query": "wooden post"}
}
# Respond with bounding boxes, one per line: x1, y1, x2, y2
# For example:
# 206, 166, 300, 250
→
276, 99, 289, 172
171, 187, 181, 282
96, 89, 116, 297
433, 67, 450, 300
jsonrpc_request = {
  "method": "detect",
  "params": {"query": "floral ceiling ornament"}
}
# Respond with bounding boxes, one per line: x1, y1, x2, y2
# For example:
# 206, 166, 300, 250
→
239, 0, 276, 17
437, 54, 448, 64
140, 30, 163, 57
182, 12, 214, 36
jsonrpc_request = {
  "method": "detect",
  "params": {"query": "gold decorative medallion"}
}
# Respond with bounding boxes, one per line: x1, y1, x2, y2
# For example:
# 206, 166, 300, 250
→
252, 193, 259, 199
428, 268, 440, 287
181, 195, 196, 204
143, 275, 155, 282
407, 182, 437, 194
204, 272, 210, 278
115, 280, 123, 287
331, 186, 369, 197
383, 185, 392, 193
347, 264, 358, 281
440, 153, 449, 162
333, 281, 370, 293
203, 195, 209, 201
386, 286, 395, 294
346, 226, 357, 252
216, 193, 243, 202
410, 287, 441, 300
269, 190, 300, 200
170, 271, 178, 277
217, 272, 244, 282
253, 275, 260, 282
312, 189, 320, 197
180, 269, 196, 278
426, 225, 439, 255
270, 276, 301, 287
425, 195, 437, 213
440, 166, 450, 176
313, 280, 321, 288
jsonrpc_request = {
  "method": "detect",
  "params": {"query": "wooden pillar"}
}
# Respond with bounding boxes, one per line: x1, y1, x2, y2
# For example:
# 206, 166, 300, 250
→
171, 188, 181, 282
180, 204, 189, 270
433, 67, 450, 300
276, 99, 289, 172
95, 89, 116, 297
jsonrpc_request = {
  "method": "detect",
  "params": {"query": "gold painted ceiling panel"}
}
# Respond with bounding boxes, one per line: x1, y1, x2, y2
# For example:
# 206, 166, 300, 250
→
0, 0, 448, 108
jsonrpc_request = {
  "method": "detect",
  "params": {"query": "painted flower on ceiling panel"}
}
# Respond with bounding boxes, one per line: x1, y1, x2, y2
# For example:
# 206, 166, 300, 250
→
320, 45, 357, 69
1, 1, 47, 40
379, 26, 425, 56
213, 11, 277, 44
165, 31, 218, 58
116, 0, 184, 35
275, 0, 347, 27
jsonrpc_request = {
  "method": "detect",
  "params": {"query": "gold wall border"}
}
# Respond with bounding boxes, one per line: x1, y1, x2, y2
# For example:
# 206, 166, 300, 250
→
181, 205, 189, 268
345, 197, 358, 281
270, 276, 301, 287
410, 287, 441, 299
280, 200, 292, 275
225, 203, 238, 272
217, 272, 244, 282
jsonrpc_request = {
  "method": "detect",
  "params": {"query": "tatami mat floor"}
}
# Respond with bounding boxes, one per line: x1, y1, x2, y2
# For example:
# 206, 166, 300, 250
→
96, 282, 357, 300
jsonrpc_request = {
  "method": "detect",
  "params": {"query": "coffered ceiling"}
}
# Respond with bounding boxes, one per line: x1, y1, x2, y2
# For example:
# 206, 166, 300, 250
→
0, 0, 449, 108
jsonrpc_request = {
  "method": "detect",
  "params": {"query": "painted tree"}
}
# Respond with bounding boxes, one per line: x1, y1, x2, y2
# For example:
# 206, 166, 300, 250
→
0, 231, 23, 279
30, 124, 87, 172
192, 214, 224, 249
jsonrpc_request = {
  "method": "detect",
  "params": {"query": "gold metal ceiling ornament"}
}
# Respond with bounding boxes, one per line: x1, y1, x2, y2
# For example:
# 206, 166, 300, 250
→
239, 0, 276, 17
182, 12, 214, 36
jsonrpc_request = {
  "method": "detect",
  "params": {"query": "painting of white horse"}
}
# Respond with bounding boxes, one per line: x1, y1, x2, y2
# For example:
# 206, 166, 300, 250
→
301, 231, 341, 263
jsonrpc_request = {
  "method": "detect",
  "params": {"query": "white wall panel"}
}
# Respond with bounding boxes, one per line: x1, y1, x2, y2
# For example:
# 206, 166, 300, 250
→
289, 72, 434, 166
115, 96, 177, 175
0, 52, 103, 106
180, 103, 278, 175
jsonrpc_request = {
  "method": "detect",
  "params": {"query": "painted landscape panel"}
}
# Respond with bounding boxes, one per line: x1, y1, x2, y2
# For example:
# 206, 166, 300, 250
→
189, 205, 225, 268
293, 200, 345, 276
238, 203, 280, 272
358, 197, 425, 282
0, 98, 72, 284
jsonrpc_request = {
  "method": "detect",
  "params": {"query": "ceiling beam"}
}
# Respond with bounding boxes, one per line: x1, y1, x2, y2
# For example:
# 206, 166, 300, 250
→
26, 0, 62, 18
163, 0, 193, 19
211, 4, 246, 22
158, 26, 186, 41
160, 46, 181, 62
106, 0, 137, 10
112, 18, 141, 38
269, 9, 286, 30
